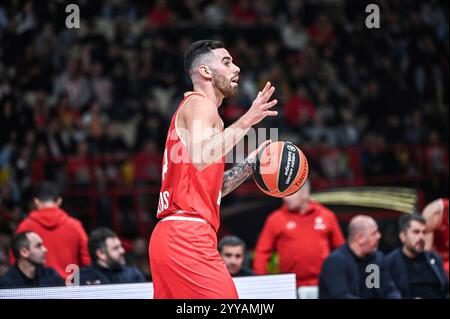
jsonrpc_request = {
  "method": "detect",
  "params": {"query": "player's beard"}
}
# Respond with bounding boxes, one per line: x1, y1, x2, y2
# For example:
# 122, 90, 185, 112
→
213, 73, 237, 97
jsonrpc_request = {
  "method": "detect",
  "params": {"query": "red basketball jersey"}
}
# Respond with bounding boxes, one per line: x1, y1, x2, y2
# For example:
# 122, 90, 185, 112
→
434, 198, 449, 263
156, 91, 224, 232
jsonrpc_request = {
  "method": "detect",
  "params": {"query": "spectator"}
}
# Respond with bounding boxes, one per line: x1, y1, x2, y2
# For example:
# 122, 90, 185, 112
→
148, 0, 174, 29
11, 182, 91, 279
424, 131, 449, 177
284, 85, 316, 129
203, 0, 229, 28
132, 140, 161, 185
66, 141, 91, 187
422, 198, 449, 275
80, 227, 146, 285
308, 14, 335, 49
103, 122, 128, 156
53, 58, 91, 109
280, 17, 309, 52
218, 235, 255, 277
318, 215, 401, 299
384, 214, 448, 298
0, 232, 64, 288
253, 180, 345, 287
89, 62, 113, 110
231, 0, 257, 26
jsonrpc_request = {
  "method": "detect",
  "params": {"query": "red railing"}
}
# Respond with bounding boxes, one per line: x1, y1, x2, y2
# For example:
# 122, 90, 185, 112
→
29, 143, 448, 237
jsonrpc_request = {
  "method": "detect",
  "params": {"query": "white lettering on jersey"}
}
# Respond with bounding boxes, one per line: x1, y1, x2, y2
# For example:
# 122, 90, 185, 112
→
157, 191, 170, 214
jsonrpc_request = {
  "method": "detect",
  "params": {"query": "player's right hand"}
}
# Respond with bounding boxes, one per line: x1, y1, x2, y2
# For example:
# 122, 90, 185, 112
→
243, 82, 278, 126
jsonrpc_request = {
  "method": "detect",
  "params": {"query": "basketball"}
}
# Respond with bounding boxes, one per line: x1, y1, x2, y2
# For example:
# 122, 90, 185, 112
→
252, 141, 309, 197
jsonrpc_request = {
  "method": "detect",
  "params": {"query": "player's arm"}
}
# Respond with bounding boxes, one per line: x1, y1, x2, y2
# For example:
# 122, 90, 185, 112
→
182, 82, 277, 171
422, 198, 444, 250
221, 140, 272, 197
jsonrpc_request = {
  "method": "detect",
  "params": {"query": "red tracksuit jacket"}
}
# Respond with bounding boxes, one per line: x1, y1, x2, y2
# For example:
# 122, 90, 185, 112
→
253, 201, 344, 287
11, 207, 91, 279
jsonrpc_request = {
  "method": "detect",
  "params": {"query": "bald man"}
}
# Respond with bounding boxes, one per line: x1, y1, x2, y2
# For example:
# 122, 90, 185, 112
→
318, 215, 400, 299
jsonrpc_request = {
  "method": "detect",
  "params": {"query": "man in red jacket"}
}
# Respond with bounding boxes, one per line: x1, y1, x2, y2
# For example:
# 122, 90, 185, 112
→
11, 182, 91, 280
253, 180, 344, 288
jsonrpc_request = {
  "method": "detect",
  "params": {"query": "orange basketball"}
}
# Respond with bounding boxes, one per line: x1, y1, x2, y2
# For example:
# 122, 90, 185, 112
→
252, 141, 309, 197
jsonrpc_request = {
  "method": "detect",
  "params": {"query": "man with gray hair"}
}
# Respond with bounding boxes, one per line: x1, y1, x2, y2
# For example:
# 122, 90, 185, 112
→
318, 215, 400, 299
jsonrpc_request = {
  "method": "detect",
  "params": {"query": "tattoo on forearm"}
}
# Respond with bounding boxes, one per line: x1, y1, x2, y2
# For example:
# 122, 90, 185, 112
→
222, 157, 254, 197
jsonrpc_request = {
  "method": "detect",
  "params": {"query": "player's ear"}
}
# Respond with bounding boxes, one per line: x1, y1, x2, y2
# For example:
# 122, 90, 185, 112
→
199, 65, 212, 80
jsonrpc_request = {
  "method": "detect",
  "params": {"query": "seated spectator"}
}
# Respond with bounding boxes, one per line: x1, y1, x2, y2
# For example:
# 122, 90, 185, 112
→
384, 214, 448, 299
0, 232, 64, 288
80, 228, 146, 285
319, 215, 401, 299
218, 235, 255, 277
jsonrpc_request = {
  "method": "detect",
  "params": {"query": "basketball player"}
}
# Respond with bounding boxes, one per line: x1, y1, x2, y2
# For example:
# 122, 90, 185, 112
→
149, 40, 278, 298
422, 198, 449, 276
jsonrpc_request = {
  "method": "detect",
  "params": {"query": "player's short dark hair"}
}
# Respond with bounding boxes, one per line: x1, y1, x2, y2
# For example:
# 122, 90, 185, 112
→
88, 228, 117, 263
33, 181, 61, 202
218, 235, 246, 252
184, 40, 224, 77
398, 213, 426, 233
12, 232, 32, 260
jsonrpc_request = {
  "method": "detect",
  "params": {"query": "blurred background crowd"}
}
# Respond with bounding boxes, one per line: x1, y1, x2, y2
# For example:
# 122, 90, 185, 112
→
0, 0, 448, 283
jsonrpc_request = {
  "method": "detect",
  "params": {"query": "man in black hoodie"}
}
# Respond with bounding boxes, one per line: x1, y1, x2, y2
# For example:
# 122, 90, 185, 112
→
0, 232, 64, 288
80, 228, 146, 285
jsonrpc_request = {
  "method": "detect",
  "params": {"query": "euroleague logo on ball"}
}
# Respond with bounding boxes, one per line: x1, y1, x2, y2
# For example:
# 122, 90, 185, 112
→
286, 144, 296, 152
253, 141, 309, 197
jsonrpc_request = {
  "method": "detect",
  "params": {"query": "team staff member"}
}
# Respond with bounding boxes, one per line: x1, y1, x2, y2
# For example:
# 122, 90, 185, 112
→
253, 180, 345, 287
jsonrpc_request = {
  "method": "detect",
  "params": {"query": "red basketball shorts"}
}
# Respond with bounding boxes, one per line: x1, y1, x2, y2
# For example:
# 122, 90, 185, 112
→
149, 216, 239, 299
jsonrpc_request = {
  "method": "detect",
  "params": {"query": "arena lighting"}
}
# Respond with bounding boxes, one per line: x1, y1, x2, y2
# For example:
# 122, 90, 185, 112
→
310, 187, 417, 213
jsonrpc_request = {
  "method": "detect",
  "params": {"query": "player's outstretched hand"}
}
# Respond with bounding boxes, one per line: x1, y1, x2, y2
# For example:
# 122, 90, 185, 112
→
243, 82, 278, 126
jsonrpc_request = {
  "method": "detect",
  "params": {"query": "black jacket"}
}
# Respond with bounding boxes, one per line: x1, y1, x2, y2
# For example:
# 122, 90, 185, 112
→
233, 268, 256, 277
319, 244, 401, 299
0, 265, 64, 288
80, 264, 147, 285
384, 248, 448, 299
